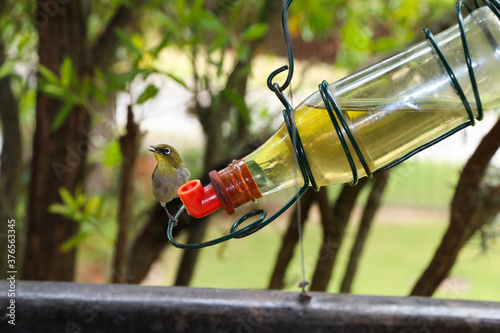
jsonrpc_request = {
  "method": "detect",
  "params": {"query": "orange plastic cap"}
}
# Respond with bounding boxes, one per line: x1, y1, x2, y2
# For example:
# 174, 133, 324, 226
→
178, 180, 222, 218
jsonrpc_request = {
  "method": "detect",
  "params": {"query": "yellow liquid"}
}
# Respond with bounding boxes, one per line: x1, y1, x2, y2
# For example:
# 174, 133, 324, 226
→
244, 99, 472, 196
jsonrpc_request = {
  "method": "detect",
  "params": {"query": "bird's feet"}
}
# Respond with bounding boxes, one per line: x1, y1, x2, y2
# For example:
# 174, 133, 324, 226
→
167, 213, 178, 226
161, 203, 178, 226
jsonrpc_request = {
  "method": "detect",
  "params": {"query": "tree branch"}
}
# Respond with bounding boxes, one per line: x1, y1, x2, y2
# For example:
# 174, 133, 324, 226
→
112, 105, 144, 283
310, 179, 368, 292
411, 117, 500, 296
268, 189, 316, 290
340, 171, 390, 293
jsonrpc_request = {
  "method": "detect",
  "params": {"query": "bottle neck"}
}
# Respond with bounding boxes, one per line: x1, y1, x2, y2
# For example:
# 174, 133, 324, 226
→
209, 159, 262, 215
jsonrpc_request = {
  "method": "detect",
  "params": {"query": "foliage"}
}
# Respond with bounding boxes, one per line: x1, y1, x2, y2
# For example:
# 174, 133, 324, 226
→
152, 0, 266, 92
5, 0, 461, 144
289, 0, 457, 68
140, 0, 270, 163
0, 1, 38, 122
49, 187, 113, 252
1, 0, 464, 133
37, 58, 94, 131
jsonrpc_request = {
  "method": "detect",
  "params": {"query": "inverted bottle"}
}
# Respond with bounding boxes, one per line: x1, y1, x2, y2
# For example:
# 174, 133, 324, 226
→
179, 7, 500, 218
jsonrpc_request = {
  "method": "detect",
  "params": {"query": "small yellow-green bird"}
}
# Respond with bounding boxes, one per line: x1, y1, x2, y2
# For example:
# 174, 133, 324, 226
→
150, 144, 190, 224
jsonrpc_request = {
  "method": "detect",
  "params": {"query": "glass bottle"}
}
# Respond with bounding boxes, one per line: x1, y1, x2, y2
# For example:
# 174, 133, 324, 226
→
179, 7, 500, 218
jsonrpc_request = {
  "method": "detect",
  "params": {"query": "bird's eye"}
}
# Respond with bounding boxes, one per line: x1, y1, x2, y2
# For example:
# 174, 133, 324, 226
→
163, 147, 171, 155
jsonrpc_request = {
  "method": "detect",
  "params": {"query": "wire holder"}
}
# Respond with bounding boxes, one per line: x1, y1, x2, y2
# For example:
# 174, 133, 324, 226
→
168, 0, 500, 249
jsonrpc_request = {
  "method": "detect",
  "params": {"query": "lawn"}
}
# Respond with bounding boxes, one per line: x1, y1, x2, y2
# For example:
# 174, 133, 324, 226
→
169, 217, 499, 301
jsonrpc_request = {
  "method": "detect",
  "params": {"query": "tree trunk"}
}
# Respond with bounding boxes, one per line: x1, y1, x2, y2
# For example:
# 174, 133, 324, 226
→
310, 179, 368, 292
411, 117, 500, 296
174, 222, 207, 286
268, 189, 316, 290
23, 0, 90, 281
126, 190, 210, 284
125, 203, 175, 284
0, 37, 22, 280
340, 171, 390, 293
111, 106, 143, 283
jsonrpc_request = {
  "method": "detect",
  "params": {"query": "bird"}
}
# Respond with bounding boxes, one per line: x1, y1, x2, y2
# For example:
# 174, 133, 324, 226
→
150, 144, 190, 224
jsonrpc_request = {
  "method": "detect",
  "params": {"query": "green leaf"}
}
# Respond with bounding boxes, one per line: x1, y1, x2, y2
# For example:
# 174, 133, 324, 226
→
85, 196, 104, 218
210, 35, 229, 53
175, 0, 186, 18
114, 27, 142, 57
197, 12, 226, 34
0, 60, 15, 79
90, 86, 106, 104
58, 187, 75, 207
84, 214, 104, 231
136, 84, 159, 104
51, 101, 75, 131
131, 34, 144, 51
80, 75, 91, 100
60, 231, 90, 252
299, 22, 315, 43
38, 83, 68, 100
60, 56, 74, 88
75, 189, 86, 209
242, 23, 269, 41
89, 73, 106, 103
17, 33, 31, 53
103, 140, 122, 167
156, 12, 180, 35
108, 68, 144, 91
165, 72, 188, 89
38, 64, 59, 85
152, 36, 172, 57
49, 203, 73, 217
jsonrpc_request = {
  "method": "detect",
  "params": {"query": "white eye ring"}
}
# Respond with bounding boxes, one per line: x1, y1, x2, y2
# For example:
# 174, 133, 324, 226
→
163, 147, 171, 155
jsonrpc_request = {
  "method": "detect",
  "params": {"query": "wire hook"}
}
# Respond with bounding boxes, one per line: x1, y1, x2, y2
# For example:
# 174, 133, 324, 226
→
267, 0, 295, 95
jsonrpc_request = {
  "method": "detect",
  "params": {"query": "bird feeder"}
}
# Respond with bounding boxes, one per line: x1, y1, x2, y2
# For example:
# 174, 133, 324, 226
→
170, 0, 500, 249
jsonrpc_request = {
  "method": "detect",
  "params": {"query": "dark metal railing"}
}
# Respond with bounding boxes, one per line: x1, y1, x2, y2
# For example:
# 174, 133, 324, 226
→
1, 281, 500, 332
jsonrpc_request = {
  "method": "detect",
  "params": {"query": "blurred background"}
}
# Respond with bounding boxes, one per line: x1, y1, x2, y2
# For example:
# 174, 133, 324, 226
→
1, 0, 499, 301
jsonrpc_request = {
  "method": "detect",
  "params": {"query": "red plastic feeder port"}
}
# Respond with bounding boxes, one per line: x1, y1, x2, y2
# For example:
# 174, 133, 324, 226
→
177, 180, 222, 218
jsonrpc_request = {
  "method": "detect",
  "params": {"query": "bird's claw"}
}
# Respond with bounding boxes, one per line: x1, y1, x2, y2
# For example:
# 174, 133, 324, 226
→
161, 203, 178, 226
169, 216, 178, 226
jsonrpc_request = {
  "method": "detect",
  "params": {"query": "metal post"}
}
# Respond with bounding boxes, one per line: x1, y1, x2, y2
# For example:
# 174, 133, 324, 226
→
1, 281, 500, 332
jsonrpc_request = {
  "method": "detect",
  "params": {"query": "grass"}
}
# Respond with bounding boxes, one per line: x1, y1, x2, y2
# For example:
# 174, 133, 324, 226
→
170, 215, 500, 302
379, 160, 461, 209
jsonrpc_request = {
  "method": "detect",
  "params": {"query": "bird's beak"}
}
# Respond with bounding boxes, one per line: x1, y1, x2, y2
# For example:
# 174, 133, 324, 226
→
149, 145, 159, 153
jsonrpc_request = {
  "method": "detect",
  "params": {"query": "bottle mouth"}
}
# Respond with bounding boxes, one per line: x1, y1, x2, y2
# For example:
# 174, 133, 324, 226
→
209, 159, 262, 215
177, 159, 262, 218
